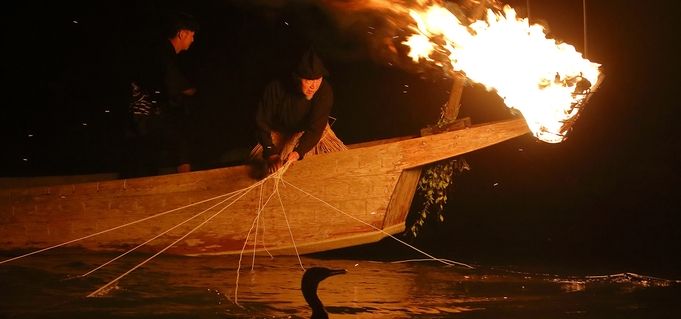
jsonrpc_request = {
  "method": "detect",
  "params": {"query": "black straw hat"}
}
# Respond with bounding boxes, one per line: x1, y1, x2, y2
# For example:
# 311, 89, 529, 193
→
294, 47, 329, 79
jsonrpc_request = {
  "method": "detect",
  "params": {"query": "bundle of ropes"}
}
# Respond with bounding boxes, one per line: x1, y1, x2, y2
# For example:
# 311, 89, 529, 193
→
249, 123, 347, 162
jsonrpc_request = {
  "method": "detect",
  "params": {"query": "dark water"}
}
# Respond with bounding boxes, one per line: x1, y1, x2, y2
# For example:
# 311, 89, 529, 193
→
1, 252, 680, 319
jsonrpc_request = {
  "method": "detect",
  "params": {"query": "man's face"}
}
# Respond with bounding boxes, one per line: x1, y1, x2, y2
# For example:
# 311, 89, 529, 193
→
177, 30, 195, 52
301, 77, 322, 98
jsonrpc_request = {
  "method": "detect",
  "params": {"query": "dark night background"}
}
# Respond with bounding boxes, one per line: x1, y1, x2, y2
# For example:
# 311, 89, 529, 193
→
1, 0, 680, 278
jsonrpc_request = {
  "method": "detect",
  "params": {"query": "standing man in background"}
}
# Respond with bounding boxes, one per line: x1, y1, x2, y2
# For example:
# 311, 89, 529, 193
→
125, 12, 199, 177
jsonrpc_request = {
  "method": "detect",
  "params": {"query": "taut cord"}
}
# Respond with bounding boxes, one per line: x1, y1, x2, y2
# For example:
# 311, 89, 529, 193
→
274, 166, 305, 269
88, 177, 268, 297
234, 179, 280, 306
234, 162, 301, 306
79, 188, 249, 278
0, 190, 243, 265
282, 179, 473, 269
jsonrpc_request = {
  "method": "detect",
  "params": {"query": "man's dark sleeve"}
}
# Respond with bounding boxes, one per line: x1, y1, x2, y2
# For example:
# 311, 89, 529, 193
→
255, 82, 280, 159
293, 83, 333, 159
165, 57, 193, 97
165, 62, 194, 109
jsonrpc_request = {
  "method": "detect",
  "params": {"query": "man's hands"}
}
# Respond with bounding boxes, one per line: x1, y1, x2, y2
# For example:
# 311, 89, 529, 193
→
267, 154, 282, 174
267, 152, 300, 174
285, 151, 300, 164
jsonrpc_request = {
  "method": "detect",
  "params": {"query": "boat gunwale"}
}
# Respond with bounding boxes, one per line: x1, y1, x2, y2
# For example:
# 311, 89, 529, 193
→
0, 117, 530, 192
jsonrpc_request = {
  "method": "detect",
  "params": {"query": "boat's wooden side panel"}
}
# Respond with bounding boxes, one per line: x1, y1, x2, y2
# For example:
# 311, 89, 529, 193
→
392, 118, 531, 169
383, 167, 422, 230
276, 118, 530, 181
163, 167, 403, 254
0, 118, 531, 256
0, 164, 402, 255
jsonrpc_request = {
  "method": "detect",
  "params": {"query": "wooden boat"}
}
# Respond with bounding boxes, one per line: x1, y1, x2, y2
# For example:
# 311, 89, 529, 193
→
0, 118, 530, 257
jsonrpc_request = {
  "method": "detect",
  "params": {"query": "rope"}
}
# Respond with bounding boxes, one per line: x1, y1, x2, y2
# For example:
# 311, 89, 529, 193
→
0, 190, 242, 265
231, 167, 472, 305
583, 0, 588, 58
282, 179, 473, 269
87, 177, 268, 297
274, 168, 305, 270
526, 0, 531, 24
390, 258, 473, 268
256, 183, 274, 258
79, 189, 248, 278
251, 184, 262, 270
234, 162, 306, 306
234, 180, 280, 306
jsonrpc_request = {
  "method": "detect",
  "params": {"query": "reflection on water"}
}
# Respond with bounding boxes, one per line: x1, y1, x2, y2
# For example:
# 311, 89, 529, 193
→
1, 252, 680, 318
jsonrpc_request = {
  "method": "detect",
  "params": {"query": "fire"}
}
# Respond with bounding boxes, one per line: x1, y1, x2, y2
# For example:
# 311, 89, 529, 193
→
403, 4, 602, 143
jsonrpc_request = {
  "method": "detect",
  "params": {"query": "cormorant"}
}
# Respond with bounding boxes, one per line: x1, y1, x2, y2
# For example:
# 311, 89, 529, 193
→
301, 267, 347, 319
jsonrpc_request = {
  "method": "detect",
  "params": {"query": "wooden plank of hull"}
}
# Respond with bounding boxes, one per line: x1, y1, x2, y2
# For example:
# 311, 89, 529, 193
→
0, 118, 530, 256
383, 167, 422, 229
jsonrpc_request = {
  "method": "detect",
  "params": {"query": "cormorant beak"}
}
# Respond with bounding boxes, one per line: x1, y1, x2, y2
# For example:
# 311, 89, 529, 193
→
327, 269, 347, 277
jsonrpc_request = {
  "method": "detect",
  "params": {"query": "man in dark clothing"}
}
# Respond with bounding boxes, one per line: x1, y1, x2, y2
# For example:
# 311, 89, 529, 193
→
255, 48, 335, 173
126, 12, 199, 177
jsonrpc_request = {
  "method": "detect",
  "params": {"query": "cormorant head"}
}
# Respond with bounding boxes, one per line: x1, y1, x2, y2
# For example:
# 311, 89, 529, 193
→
301, 267, 347, 319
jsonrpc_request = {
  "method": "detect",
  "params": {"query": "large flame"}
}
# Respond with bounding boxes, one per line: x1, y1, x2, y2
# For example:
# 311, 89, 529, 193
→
403, 4, 602, 143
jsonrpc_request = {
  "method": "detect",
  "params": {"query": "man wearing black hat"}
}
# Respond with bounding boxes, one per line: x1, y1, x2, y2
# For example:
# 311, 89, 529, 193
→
254, 48, 339, 173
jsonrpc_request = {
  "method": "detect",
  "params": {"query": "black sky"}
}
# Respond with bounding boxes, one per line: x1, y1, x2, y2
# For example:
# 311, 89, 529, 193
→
1, 0, 680, 276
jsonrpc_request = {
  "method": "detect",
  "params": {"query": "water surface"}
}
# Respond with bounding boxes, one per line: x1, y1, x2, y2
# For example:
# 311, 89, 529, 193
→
1, 252, 680, 318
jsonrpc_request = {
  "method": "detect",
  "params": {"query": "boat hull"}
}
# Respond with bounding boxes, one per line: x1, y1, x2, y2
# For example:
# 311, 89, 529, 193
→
0, 118, 530, 256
